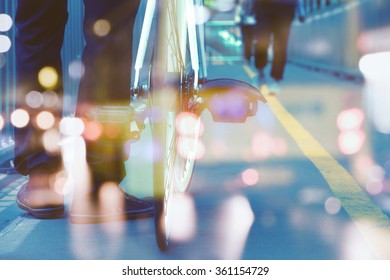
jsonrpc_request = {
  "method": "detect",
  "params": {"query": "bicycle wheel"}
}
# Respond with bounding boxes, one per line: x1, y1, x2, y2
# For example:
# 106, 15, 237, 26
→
151, 0, 202, 251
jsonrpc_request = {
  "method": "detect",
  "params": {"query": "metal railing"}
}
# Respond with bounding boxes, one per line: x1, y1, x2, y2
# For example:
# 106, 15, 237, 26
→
0, 0, 16, 169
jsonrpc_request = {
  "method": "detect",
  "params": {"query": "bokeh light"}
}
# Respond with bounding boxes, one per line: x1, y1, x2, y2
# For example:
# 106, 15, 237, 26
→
68, 60, 85, 80
338, 130, 365, 155
305, 38, 332, 57
38, 66, 59, 89
324, 197, 342, 215
194, 5, 211, 25
43, 129, 61, 154
353, 154, 374, 183
25, 91, 44, 108
177, 136, 205, 160
0, 35, 11, 53
365, 165, 386, 195
367, 165, 385, 181
36, 111, 56, 130
98, 182, 125, 221
175, 112, 204, 160
11, 109, 30, 128
357, 27, 390, 54
359, 51, 390, 81
176, 112, 203, 137
0, 115, 4, 131
215, 0, 235, 12
216, 195, 254, 259
251, 132, 273, 159
299, 187, 328, 205
272, 137, 288, 156
83, 120, 103, 141
42, 90, 59, 108
52, 170, 68, 195
365, 180, 383, 195
241, 168, 259, 186
59, 117, 85, 137
0, 13, 13, 32
170, 193, 197, 242
342, 222, 376, 259
93, 19, 111, 37
337, 108, 364, 131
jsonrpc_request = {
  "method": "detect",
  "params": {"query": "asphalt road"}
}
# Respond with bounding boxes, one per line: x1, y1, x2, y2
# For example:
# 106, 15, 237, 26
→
1, 60, 389, 259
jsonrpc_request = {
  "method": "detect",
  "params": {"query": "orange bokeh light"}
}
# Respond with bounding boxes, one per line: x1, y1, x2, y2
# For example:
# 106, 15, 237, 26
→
83, 120, 103, 141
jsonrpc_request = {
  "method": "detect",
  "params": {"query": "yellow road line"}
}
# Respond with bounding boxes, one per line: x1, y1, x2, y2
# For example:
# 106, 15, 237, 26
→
243, 64, 257, 80
266, 93, 390, 259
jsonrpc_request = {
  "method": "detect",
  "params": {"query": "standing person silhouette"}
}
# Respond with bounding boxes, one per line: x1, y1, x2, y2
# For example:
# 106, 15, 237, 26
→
252, 0, 305, 94
14, 0, 154, 222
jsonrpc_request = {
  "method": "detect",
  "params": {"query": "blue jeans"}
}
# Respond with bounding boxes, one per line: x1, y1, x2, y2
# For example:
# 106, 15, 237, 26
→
14, 0, 140, 185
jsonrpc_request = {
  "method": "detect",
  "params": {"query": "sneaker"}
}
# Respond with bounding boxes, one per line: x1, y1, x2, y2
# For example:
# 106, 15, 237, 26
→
16, 180, 65, 219
70, 186, 154, 223
268, 78, 281, 95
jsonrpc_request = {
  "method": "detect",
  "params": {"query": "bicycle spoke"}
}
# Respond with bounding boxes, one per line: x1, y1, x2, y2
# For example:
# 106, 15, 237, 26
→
165, 0, 185, 71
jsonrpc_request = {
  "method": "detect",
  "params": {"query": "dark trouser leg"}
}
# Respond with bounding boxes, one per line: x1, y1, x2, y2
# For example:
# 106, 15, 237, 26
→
269, 4, 295, 81
14, 0, 68, 176
77, 0, 140, 187
270, 20, 293, 80
240, 24, 254, 61
254, 15, 271, 71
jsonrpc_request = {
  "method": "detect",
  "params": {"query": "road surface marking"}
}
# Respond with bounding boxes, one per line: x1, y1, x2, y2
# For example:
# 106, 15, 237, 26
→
265, 93, 390, 259
0, 176, 38, 255
0, 216, 40, 254
243, 64, 257, 79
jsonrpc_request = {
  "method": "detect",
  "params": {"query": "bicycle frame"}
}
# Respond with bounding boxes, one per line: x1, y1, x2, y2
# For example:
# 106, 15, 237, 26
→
133, 0, 205, 92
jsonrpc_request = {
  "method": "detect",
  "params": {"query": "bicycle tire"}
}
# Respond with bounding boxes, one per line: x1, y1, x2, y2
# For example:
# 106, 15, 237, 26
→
150, 0, 202, 251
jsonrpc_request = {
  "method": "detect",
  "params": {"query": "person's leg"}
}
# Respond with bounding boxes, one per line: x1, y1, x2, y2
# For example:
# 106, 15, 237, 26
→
269, 3, 296, 81
14, 0, 68, 218
77, 0, 141, 187
78, 0, 140, 105
14, 0, 68, 176
253, 5, 272, 72
253, 23, 271, 71
71, 0, 153, 223
253, 7, 272, 86
241, 23, 254, 62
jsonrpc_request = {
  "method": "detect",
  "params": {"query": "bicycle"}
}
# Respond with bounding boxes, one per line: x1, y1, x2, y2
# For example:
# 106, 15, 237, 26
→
128, 0, 265, 251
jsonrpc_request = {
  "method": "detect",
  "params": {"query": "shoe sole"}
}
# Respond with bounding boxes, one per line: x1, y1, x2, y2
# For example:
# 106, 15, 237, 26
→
69, 207, 154, 224
16, 198, 64, 219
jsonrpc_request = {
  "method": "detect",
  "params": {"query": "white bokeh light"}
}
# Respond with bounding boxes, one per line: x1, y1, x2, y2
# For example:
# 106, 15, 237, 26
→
36, 111, 56, 130
0, 14, 13, 32
11, 109, 30, 128
25, 91, 44, 108
59, 117, 85, 137
215, 0, 235, 12
216, 195, 254, 259
324, 197, 342, 215
0, 115, 4, 130
42, 129, 61, 154
68, 60, 85, 80
0, 35, 11, 53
